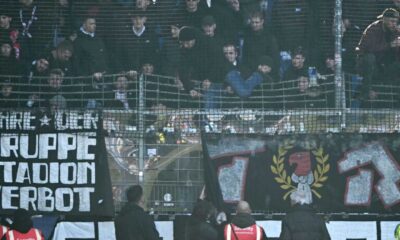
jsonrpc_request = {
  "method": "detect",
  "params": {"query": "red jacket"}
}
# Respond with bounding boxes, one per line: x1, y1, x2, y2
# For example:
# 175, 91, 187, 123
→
224, 223, 264, 240
4, 228, 44, 240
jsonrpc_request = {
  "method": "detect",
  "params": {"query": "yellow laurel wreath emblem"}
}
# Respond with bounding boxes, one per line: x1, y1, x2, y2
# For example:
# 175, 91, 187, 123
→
271, 143, 330, 200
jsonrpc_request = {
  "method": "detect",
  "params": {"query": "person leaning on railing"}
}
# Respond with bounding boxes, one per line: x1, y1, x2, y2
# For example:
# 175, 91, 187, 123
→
356, 8, 400, 105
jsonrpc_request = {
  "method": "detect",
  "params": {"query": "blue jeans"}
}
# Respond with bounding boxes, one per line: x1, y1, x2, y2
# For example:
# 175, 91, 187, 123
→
225, 70, 263, 98
203, 83, 223, 109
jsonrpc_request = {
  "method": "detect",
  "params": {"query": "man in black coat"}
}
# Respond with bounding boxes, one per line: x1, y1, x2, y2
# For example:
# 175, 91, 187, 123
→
185, 200, 219, 240
242, 11, 280, 76
177, 26, 222, 98
73, 16, 108, 78
116, 10, 159, 72
115, 185, 160, 240
279, 191, 331, 240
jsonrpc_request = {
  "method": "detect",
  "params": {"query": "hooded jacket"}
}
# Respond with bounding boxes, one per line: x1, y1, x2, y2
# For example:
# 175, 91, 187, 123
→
114, 202, 160, 240
279, 204, 331, 240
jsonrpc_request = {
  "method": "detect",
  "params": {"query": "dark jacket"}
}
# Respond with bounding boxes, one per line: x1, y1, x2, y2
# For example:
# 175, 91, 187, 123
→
283, 66, 308, 82
115, 202, 160, 240
242, 28, 280, 73
116, 26, 159, 72
279, 204, 330, 240
357, 20, 400, 65
185, 217, 219, 240
73, 31, 108, 76
230, 213, 268, 240
178, 32, 222, 92
0, 92, 20, 108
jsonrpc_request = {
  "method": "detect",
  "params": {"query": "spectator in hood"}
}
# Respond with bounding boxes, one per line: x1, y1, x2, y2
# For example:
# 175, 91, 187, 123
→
115, 185, 160, 240
279, 191, 331, 240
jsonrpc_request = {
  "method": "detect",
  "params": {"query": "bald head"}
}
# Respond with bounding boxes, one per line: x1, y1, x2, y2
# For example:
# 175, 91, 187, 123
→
236, 201, 252, 214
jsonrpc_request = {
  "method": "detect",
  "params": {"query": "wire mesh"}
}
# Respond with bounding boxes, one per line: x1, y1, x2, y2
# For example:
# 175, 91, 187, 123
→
1, 0, 400, 215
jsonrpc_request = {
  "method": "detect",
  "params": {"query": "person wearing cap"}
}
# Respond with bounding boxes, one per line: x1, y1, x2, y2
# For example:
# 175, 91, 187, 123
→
1, 209, 44, 240
201, 15, 224, 50
201, 15, 217, 37
357, 8, 400, 105
116, 10, 158, 72
177, 26, 222, 100
225, 55, 275, 99
279, 191, 330, 240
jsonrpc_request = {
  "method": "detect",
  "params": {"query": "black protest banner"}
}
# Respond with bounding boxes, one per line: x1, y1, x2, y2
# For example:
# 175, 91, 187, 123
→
0, 111, 114, 217
202, 133, 400, 213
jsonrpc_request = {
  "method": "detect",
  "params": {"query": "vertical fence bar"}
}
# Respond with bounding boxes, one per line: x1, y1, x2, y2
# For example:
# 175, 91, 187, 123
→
138, 73, 145, 183
334, 0, 346, 126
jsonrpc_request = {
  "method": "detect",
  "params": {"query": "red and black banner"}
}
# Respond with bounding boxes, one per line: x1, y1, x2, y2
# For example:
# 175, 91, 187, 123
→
202, 133, 400, 213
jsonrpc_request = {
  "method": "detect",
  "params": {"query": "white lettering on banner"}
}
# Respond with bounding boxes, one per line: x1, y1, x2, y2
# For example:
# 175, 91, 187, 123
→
0, 133, 96, 160
0, 111, 102, 214
0, 186, 95, 211
0, 162, 96, 184
1, 186, 18, 209
0, 161, 16, 182
77, 133, 96, 160
57, 133, 76, 160
218, 157, 249, 202
338, 142, 400, 207
0, 112, 36, 130
0, 111, 97, 131
16, 162, 31, 183
20, 134, 38, 158
39, 134, 57, 159
1, 134, 19, 157
54, 112, 98, 130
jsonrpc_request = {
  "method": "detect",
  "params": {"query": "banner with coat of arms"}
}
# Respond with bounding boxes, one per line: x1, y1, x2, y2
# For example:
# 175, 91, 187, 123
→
202, 133, 400, 213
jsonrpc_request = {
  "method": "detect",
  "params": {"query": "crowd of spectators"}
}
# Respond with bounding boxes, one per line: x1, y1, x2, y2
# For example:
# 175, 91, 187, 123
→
0, 0, 399, 110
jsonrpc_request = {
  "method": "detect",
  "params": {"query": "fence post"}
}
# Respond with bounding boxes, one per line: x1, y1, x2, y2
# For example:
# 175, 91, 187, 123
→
334, 0, 346, 127
138, 73, 145, 184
